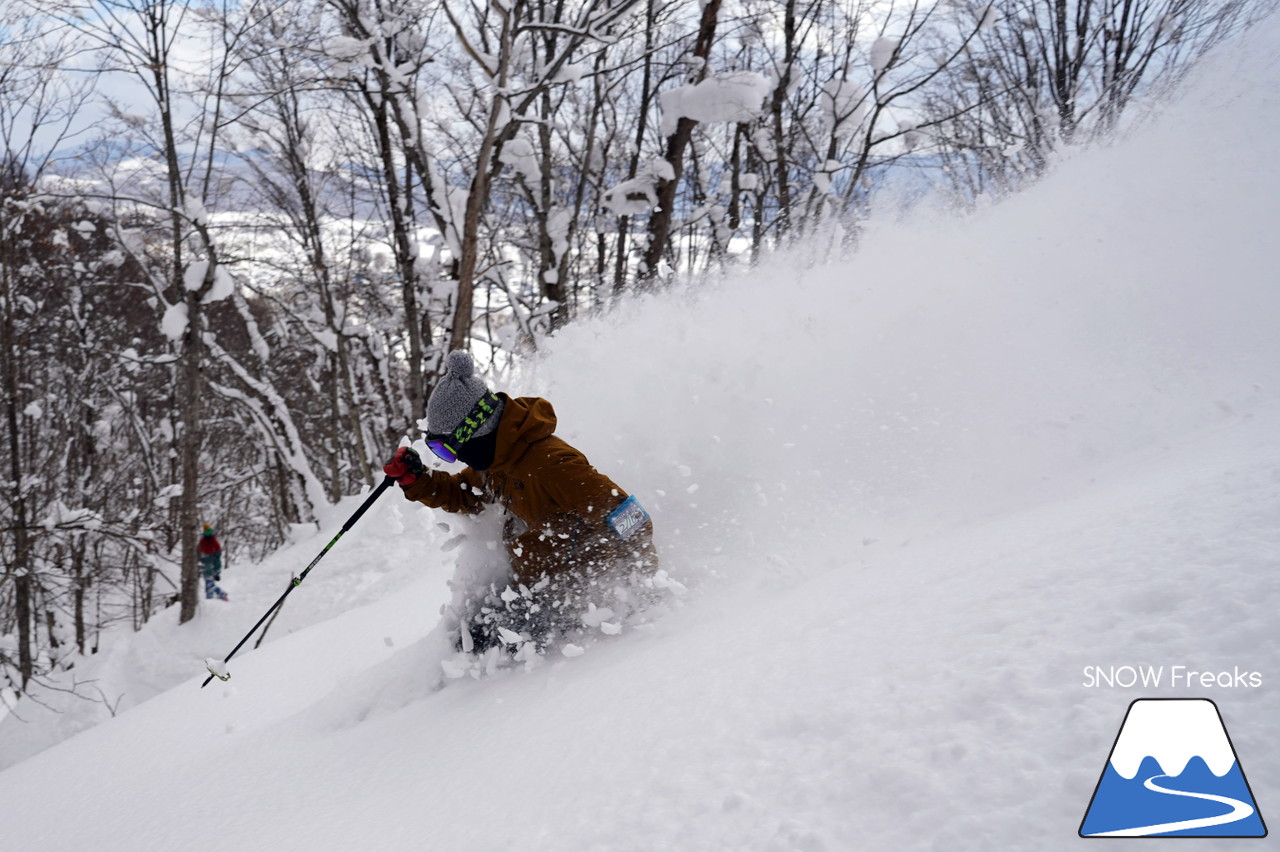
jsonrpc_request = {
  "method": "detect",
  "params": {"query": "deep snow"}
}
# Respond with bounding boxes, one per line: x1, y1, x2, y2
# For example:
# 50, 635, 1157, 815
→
3, 15, 1280, 851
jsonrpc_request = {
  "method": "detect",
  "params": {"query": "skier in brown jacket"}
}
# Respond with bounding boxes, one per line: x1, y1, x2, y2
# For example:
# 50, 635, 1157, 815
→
384, 350, 657, 653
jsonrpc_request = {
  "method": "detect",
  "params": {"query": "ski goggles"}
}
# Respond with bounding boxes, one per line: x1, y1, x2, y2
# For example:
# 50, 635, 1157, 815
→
425, 391, 500, 463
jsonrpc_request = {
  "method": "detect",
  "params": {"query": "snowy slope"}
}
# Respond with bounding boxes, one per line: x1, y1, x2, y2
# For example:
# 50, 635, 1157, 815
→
3, 16, 1280, 852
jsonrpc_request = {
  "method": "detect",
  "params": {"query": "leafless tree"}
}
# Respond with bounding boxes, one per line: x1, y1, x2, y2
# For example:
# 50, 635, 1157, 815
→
925, 0, 1271, 198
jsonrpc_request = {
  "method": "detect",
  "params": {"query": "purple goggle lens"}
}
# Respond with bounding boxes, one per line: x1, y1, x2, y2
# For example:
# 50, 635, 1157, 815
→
425, 437, 458, 463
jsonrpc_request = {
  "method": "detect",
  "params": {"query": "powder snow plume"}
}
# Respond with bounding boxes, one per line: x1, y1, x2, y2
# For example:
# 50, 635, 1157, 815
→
1, 15, 1279, 852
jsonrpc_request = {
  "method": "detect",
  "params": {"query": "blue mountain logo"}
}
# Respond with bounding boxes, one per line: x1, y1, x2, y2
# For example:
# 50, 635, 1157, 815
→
1080, 698, 1267, 838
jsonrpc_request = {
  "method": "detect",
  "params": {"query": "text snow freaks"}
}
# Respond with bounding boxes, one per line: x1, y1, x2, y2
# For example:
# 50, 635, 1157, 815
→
1082, 666, 1263, 689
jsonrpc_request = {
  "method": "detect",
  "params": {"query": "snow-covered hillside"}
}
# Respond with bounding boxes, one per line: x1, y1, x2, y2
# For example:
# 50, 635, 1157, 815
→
2, 15, 1279, 851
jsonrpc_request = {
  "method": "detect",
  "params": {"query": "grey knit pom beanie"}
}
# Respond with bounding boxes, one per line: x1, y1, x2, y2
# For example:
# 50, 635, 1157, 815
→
426, 351, 504, 439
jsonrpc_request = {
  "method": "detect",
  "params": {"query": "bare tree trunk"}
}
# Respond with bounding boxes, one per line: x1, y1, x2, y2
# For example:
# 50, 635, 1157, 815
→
369, 91, 430, 413
641, 0, 722, 284
74, 550, 87, 655
327, 0, 448, 414
446, 2, 518, 353
176, 284, 204, 624
534, 106, 567, 329
769, 0, 798, 239
613, 0, 658, 296
1, 205, 34, 689
152, 46, 206, 625
13, 575, 32, 686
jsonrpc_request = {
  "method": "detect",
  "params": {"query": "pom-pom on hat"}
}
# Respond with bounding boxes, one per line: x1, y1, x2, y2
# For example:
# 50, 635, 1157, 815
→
426, 351, 503, 440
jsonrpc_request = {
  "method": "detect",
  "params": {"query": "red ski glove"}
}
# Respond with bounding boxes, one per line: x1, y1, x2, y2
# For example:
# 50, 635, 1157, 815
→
384, 446, 426, 487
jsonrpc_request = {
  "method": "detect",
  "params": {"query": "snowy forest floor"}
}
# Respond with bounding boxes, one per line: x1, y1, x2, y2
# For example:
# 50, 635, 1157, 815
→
2, 15, 1280, 852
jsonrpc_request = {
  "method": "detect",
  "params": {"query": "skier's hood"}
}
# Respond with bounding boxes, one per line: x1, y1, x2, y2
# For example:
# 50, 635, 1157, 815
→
489, 394, 557, 472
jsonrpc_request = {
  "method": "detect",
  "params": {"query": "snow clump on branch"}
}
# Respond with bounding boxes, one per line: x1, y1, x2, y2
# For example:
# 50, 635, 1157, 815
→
602, 159, 677, 217
658, 71, 772, 136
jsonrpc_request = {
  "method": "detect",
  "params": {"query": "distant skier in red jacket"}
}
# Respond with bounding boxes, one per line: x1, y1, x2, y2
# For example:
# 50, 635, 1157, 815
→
199, 526, 228, 601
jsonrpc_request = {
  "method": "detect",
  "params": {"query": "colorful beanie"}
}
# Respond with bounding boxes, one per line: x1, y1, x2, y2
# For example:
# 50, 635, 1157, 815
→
426, 351, 504, 440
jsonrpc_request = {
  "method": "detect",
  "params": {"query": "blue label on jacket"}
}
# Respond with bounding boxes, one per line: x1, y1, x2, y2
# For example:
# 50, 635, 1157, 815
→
607, 495, 651, 540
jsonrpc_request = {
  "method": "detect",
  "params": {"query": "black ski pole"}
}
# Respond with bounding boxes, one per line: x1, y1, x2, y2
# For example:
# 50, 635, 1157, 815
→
202, 475, 395, 688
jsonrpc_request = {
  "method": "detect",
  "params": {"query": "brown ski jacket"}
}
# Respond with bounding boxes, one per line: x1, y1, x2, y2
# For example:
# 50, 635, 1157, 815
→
401, 395, 656, 583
